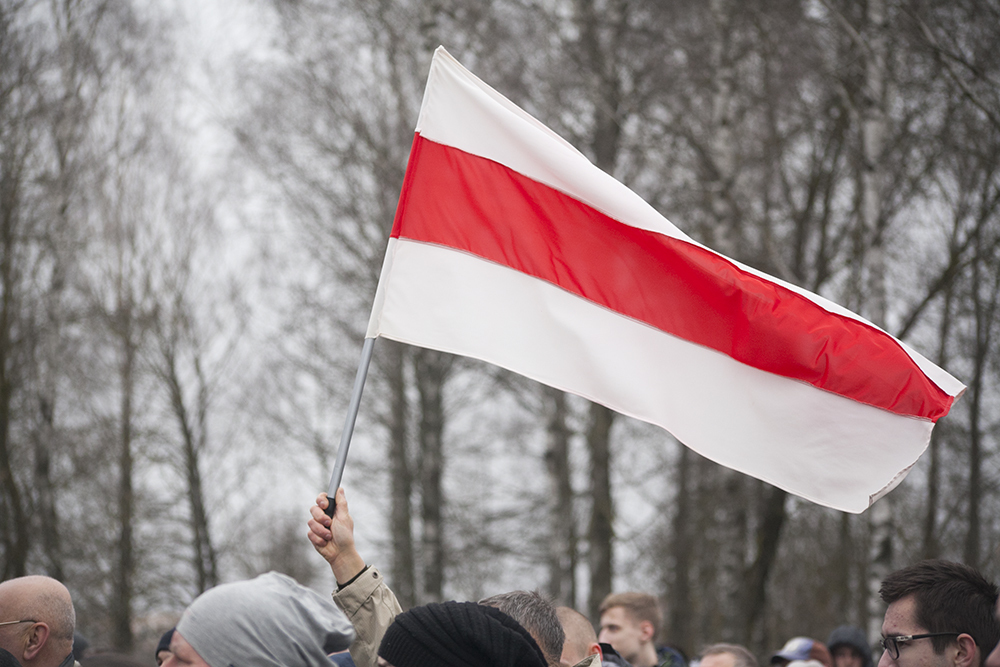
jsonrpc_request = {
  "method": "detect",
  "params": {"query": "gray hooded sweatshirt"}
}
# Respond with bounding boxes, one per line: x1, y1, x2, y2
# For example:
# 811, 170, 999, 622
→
177, 571, 356, 667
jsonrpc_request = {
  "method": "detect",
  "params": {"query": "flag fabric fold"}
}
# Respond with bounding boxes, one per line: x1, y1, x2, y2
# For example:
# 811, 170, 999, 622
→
366, 46, 964, 513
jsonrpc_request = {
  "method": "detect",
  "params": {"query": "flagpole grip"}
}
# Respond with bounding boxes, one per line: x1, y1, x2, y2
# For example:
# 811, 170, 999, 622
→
325, 336, 376, 517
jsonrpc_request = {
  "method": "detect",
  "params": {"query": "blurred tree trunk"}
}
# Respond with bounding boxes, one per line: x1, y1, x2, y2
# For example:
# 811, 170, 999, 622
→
832, 513, 852, 618
33, 396, 63, 581
110, 299, 139, 652
866, 498, 892, 643
34, 182, 71, 585
586, 403, 614, 619
668, 443, 692, 654
387, 341, 416, 609
922, 287, 953, 559
0, 4, 35, 577
415, 348, 451, 603
545, 388, 576, 607
705, 0, 738, 254
857, 0, 889, 326
854, 518, 871, 634
0, 171, 29, 579
741, 486, 786, 647
159, 336, 219, 592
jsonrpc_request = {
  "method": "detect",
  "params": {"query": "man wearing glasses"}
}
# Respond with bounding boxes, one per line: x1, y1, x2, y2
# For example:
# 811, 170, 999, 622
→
0, 576, 76, 667
879, 560, 999, 667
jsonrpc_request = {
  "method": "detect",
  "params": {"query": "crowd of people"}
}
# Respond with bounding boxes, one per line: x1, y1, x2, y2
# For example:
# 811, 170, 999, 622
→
2, 488, 999, 667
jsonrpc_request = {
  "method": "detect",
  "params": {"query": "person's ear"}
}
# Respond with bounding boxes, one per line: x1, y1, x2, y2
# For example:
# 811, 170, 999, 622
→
639, 621, 655, 643
953, 633, 978, 667
23, 622, 51, 661
590, 643, 603, 657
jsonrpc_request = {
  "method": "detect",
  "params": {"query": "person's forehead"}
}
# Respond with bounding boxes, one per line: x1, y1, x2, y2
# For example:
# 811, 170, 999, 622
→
884, 595, 924, 634
602, 606, 639, 626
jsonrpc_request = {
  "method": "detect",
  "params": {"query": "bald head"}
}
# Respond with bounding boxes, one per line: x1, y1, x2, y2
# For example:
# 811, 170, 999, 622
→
557, 607, 599, 667
0, 576, 75, 667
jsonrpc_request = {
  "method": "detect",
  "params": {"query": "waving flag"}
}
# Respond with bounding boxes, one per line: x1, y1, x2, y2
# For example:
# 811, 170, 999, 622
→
366, 47, 964, 513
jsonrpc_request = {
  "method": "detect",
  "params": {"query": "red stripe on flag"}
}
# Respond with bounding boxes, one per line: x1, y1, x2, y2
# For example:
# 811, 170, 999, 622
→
391, 134, 953, 421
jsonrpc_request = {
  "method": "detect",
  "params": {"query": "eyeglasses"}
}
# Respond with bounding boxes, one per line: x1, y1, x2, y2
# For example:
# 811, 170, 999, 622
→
0, 620, 36, 628
880, 634, 961, 659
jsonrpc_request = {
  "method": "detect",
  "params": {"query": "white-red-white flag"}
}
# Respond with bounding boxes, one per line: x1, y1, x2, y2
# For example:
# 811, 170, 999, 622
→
366, 47, 964, 513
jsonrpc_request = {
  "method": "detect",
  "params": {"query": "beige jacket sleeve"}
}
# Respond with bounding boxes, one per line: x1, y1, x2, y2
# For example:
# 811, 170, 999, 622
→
332, 567, 403, 667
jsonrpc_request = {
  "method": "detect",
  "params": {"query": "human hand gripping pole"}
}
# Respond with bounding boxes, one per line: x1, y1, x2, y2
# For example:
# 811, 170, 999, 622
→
308, 489, 367, 584
324, 337, 376, 517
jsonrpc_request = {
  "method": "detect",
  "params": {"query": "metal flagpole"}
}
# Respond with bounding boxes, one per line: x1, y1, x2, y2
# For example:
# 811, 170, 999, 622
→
325, 336, 376, 516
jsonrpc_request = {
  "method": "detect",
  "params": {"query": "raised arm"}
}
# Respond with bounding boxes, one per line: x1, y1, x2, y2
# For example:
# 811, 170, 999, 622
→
307, 488, 401, 667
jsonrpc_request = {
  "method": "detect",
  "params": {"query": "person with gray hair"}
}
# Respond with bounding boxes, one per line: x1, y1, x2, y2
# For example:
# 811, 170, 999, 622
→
160, 571, 355, 667
0, 576, 75, 667
699, 644, 759, 667
480, 591, 565, 666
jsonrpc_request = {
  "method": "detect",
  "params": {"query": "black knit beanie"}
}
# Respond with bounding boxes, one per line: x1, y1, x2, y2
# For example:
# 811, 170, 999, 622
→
378, 601, 548, 667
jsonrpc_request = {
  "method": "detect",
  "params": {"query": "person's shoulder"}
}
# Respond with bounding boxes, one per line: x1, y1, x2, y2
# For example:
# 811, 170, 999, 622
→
657, 646, 688, 667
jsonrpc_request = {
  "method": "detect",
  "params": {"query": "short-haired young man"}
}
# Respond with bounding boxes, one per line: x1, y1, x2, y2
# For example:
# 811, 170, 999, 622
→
598, 593, 685, 667
879, 560, 999, 667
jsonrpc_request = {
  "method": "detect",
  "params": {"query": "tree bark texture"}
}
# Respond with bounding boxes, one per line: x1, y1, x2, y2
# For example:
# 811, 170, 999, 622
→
112, 324, 135, 652
162, 343, 219, 593
34, 396, 64, 581
388, 342, 415, 609
586, 402, 615, 621
416, 348, 450, 603
0, 101, 30, 580
668, 443, 693, 654
741, 486, 786, 647
545, 388, 576, 607
866, 498, 892, 643
922, 286, 954, 560
832, 513, 851, 621
707, 0, 738, 254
